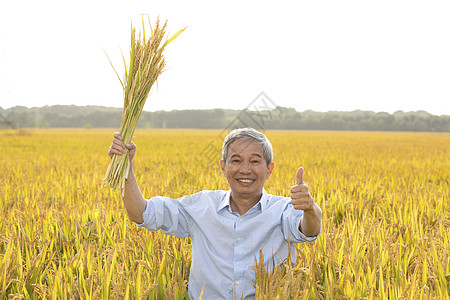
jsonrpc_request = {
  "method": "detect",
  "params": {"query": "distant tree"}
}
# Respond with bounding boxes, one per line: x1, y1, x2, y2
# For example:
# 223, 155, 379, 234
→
1, 105, 449, 132
0, 112, 16, 129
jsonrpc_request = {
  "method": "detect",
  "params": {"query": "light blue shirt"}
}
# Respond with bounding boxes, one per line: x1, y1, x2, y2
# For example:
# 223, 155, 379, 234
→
137, 189, 321, 299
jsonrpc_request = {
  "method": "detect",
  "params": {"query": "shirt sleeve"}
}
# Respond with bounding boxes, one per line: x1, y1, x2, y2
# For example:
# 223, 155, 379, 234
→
281, 203, 322, 243
135, 196, 192, 238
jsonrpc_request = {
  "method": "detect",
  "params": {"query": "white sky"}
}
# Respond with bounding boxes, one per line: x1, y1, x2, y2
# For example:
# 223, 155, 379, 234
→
0, 0, 449, 115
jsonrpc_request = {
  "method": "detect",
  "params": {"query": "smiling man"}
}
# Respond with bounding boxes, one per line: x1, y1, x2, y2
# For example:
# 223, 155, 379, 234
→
108, 127, 322, 300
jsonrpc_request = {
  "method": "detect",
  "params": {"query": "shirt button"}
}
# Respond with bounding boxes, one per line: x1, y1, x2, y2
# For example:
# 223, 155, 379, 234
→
237, 238, 241, 242
236, 281, 240, 285
240, 218, 243, 222
236, 262, 240, 265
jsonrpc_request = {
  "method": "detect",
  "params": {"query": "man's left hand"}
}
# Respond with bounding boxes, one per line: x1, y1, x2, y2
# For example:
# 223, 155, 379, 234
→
290, 167, 314, 211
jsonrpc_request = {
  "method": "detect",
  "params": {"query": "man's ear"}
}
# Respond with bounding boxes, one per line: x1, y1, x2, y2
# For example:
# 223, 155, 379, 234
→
266, 162, 275, 179
219, 159, 226, 176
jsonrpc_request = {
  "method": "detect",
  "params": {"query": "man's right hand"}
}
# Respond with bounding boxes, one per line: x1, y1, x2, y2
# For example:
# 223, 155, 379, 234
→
108, 132, 136, 160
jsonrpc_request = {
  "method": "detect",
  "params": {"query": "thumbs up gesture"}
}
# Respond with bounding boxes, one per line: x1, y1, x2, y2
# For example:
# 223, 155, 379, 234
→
290, 167, 314, 211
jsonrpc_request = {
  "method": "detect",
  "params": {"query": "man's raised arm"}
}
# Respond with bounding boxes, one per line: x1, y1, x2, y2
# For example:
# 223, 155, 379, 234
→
108, 132, 146, 224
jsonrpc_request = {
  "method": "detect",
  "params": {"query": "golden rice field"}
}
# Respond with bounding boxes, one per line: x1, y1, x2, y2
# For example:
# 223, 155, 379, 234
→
1, 129, 449, 299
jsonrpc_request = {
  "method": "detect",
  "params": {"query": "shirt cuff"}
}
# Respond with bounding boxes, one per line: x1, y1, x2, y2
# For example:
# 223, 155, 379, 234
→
135, 199, 155, 229
293, 215, 322, 242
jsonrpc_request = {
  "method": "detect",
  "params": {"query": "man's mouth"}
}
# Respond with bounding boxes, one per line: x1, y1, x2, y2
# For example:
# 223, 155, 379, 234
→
236, 178, 255, 183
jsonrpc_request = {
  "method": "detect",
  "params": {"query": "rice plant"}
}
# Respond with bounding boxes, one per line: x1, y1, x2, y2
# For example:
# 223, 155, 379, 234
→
1, 129, 449, 299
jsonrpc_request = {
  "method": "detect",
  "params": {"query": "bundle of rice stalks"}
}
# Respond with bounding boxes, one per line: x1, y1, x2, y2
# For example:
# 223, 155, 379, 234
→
103, 17, 185, 193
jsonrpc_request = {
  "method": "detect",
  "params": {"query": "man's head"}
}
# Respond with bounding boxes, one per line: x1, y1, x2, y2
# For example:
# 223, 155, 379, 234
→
220, 128, 275, 201
221, 128, 273, 167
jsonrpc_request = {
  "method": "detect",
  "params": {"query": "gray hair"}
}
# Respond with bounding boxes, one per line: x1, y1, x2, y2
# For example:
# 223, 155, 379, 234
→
222, 128, 273, 166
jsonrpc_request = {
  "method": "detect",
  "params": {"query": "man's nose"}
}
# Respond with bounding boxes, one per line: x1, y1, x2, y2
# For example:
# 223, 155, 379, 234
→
239, 162, 251, 173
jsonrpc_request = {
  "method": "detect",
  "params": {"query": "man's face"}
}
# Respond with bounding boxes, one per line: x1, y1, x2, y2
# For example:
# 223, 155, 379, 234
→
220, 138, 274, 200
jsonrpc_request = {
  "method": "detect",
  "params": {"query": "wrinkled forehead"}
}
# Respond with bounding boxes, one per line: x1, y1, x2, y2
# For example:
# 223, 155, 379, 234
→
226, 137, 263, 157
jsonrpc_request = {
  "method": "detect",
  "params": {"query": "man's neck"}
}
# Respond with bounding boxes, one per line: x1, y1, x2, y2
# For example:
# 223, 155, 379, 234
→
230, 192, 262, 215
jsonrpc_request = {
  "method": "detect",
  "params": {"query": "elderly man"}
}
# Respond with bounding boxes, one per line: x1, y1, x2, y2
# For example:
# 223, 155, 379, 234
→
108, 127, 322, 299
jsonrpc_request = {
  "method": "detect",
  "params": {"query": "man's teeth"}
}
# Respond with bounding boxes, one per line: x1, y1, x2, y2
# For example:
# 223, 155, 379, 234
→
238, 179, 253, 183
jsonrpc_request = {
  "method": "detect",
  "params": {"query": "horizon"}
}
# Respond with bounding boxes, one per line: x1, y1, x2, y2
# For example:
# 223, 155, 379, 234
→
1, 103, 448, 117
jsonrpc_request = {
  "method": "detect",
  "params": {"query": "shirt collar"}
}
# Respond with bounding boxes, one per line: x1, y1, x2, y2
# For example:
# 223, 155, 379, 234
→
217, 190, 232, 212
217, 189, 269, 212
259, 188, 269, 211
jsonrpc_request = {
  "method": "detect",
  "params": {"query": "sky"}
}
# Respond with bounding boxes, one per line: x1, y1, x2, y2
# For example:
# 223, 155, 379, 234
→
0, 0, 449, 115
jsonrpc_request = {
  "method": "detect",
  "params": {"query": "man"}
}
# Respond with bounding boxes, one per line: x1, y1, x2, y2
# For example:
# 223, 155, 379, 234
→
108, 127, 322, 299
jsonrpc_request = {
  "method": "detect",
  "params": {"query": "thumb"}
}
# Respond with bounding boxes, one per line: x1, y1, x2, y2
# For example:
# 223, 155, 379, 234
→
296, 167, 304, 185
125, 141, 136, 151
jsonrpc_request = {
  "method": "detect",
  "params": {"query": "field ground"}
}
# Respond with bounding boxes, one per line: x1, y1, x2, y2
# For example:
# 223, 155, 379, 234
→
1, 129, 449, 299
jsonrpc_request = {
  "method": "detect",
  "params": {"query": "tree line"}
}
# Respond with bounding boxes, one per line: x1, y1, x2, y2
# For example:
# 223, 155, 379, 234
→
1, 105, 449, 132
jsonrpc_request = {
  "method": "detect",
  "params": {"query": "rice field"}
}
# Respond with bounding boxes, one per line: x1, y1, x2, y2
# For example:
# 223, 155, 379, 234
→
1, 129, 449, 299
